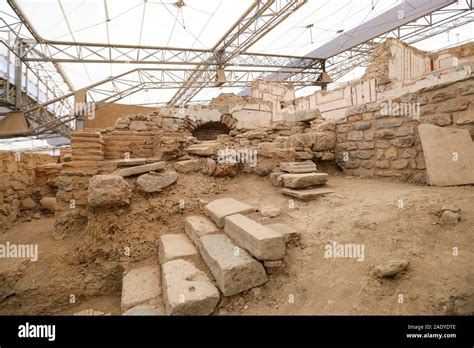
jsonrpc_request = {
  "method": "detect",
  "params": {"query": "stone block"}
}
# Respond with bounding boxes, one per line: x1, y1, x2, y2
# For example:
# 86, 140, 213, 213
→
204, 198, 255, 228
162, 259, 219, 315
199, 234, 267, 296
159, 234, 200, 265
281, 187, 335, 201
185, 215, 221, 248
224, 214, 285, 260
121, 265, 161, 312
418, 124, 474, 186
280, 173, 328, 189
116, 162, 165, 177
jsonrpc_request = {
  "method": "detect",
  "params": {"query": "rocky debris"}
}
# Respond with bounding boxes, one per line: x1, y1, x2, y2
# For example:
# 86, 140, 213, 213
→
213, 164, 238, 177
123, 305, 163, 316
372, 259, 409, 278
281, 187, 335, 201
204, 197, 256, 227
434, 205, 461, 217
40, 197, 56, 213
174, 159, 201, 174
159, 234, 200, 265
199, 234, 267, 296
136, 171, 177, 193
185, 142, 221, 156
200, 158, 217, 176
121, 265, 163, 313
162, 259, 220, 315
116, 162, 165, 177
280, 161, 317, 173
20, 198, 36, 210
184, 215, 221, 248
116, 158, 147, 167
224, 214, 286, 261
280, 173, 328, 189
259, 205, 281, 218
440, 211, 460, 225
87, 175, 132, 208
266, 223, 300, 243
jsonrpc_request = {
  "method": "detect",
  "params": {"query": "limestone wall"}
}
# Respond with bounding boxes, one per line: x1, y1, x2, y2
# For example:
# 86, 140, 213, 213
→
293, 41, 474, 122
334, 75, 474, 183
0, 152, 58, 231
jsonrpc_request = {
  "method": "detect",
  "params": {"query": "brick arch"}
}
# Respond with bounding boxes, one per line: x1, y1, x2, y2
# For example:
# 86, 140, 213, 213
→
180, 113, 238, 134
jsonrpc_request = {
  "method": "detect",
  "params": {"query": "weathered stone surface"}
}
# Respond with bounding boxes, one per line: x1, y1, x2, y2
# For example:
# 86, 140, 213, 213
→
287, 109, 321, 122
372, 260, 409, 278
116, 158, 147, 167
440, 211, 460, 225
199, 234, 267, 296
204, 198, 255, 228
281, 187, 335, 200
174, 159, 201, 174
213, 164, 238, 177
116, 162, 165, 177
123, 305, 163, 316
159, 234, 200, 265
390, 137, 414, 148
185, 215, 220, 248
224, 214, 285, 260
269, 171, 284, 187
311, 132, 336, 151
377, 119, 403, 129
200, 158, 216, 176
129, 120, 147, 131
162, 259, 219, 315
40, 197, 56, 213
20, 198, 36, 210
185, 142, 220, 156
280, 161, 316, 173
280, 173, 328, 189
121, 265, 161, 312
88, 175, 132, 208
354, 121, 372, 131
418, 124, 474, 186
347, 131, 363, 141
266, 223, 300, 243
136, 171, 177, 193
259, 206, 281, 218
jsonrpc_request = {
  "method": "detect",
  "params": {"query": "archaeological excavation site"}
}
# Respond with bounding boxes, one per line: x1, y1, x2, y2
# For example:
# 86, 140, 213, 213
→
0, 1, 473, 340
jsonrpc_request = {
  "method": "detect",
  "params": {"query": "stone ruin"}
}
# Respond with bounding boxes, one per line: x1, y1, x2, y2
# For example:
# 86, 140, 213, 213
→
1, 39, 473, 315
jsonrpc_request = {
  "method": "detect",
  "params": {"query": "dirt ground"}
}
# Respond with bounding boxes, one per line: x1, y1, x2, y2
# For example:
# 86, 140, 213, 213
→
1, 171, 473, 315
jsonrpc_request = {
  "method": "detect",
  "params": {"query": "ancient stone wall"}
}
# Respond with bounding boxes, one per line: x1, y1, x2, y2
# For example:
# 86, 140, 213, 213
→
0, 152, 58, 231
334, 76, 474, 183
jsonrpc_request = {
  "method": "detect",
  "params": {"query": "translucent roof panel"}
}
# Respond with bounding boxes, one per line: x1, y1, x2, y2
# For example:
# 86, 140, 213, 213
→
14, 0, 253, 48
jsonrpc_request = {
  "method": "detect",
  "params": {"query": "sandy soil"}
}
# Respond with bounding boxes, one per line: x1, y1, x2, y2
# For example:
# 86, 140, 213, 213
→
0, 172, 473, 315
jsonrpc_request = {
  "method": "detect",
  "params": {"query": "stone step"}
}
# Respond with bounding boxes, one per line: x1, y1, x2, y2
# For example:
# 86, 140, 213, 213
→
159, 234, 200, 266
161, 259, 220, 315
115, 162, 165, 177
174, 159, 201, 173
199, 234, 267, 296
265, 223, 300, 243
224, 214, 285, 261
281, 187, 335, 201
121, 264, 163, 314
185, 215, 221, 248
280, 161, 317, 173
204, 197, 256, 228
280, 173, 328, 189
